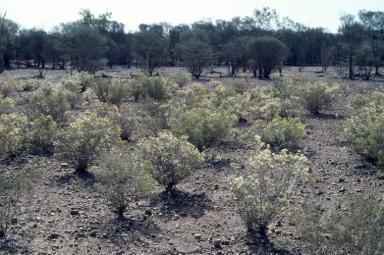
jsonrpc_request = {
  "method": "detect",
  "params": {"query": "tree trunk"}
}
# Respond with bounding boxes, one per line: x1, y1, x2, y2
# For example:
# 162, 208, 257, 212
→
349, 53, 354, 80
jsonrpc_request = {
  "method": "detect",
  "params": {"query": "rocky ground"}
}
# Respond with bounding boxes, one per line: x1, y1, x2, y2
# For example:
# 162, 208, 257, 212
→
1, 66, 384, 255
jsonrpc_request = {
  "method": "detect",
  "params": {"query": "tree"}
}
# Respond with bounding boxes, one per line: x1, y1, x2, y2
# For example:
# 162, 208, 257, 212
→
359, 10, 384, 75
18, 28, 47, 68
132, 30, 169, 76
0, 13, 18, 73
248, 36, 288, 79
176, 29, 213, 79
339, 14, 366, 79
54, 22, 109, 74
221, 36, 250, 77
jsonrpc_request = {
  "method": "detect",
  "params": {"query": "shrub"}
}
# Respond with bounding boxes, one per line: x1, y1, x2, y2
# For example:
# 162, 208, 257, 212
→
130, 75, 174, 101
0, 93, 14, 115
138, 132, 205, 194
93, 150, 154, 218
297, 196, 384, 254
242, 116, 306, 149
117, 107, 139, 141
140, 99, 173, 136
28, 82, 70, 123
298, 81, 341, 114
0, 73, 22, 97
61, 72, 95, 92
171, 74, 192, 88
339, 107, 384, 165
170, 105, 237, 152
227, 136, 308, 236
230, 80, 249, 94
0, 169, 33, 240
0, 114, 27, 159
27, 115, 58, 155
92, 78, 128, 108
54, 111, 121, 171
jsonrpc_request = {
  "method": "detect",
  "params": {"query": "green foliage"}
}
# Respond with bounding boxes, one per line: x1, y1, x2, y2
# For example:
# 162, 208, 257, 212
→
92, 78, 128, 107
0, 93, 14, 114
248, 36, 288, 79
0, 169, 34, 240
138, 132, 204, 193
339, 104, 384, 165
94, 150, 154, 217
117, 107, 139, 141
28, 82, 71, 123
171, 74, 192, 88
0, 73, 22, 96
61, 72, 95, 93
27, 115, 58, 155
170, 105, 237, 152
140, 99, 173, 136
132, 31, 169, 76
54, 111, 121, 171
54, 23, 109, 74
298, 81, 341, 114
129, 75, 174, 101
230, 80, 249, 94
250, 77, 303, 119
227, 136, 308, 236
297, 196, 384, 254
176, 29, 214, 79
0, 113, 27, 159
242, 116, 306, 149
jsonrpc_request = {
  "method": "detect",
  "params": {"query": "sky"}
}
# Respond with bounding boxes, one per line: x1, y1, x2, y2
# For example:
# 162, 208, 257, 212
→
1, 0, 384, 33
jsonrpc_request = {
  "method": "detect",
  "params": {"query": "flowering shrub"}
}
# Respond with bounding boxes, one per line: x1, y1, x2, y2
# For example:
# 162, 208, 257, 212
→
28, 82, 71, 123
27, 115, 58, 155
0, 73, 22, 97
93, 150, 154, 217
54, 111, 121, 171
297, 196, 384, 254
92, 78, 128, 107
0, 113, 28, 159
0, 93, 15, 114
171, 73, 192, 88
117, 107, 139, 141
138, 132, 204, 194
298, 81, 341, 114
140, 99, 173, 136
61, 72, 95, 92
227, 136, 308, 236
130, 75, 174, 101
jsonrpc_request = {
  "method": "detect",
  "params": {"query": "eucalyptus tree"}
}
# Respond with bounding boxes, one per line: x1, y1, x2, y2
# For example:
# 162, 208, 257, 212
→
339, 14, 366, 79
0, 13, 18, 73
54, 22, 109, 74
132, 30, 169, 76
358, 10, 384, 75
248, 36, 288, 79
176, 29, 214, 79
221, 36, 250, 77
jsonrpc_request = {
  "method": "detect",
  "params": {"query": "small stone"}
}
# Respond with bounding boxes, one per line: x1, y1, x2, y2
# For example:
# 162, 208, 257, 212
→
47, 233, 60, 240
144, 209, 152, 216
194, 234, 201, 240
89, 230, 98, 237
70, 209, 80, 216
213, 239, 221, 248
339, 187, 346, 193
61, 163, 69, 168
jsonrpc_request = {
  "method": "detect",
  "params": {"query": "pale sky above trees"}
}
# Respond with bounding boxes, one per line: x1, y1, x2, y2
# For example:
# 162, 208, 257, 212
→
1, 0, 384, 33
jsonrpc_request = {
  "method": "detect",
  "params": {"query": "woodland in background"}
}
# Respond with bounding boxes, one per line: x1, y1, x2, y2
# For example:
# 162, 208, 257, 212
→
0, 8, 383, 80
